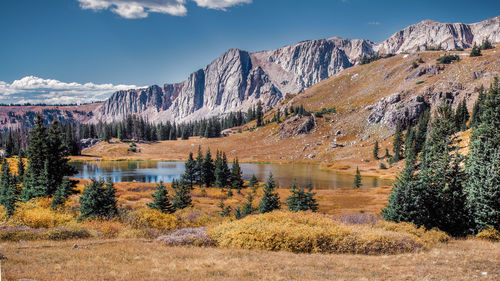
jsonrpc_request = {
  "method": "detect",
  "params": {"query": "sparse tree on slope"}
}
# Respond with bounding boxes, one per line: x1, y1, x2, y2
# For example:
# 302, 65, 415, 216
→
258, 173, 280, 213
148, 182, 175, 214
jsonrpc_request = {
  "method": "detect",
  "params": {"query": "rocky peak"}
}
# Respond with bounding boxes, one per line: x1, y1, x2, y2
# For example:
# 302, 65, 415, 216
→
91, 15, 500, 124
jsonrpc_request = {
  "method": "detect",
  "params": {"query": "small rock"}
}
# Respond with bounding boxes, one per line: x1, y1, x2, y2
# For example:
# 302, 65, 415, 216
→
307, 154, 315, 159
72, 244, 79, 249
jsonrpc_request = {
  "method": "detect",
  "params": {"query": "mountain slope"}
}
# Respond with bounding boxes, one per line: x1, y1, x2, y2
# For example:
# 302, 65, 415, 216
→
90, 15, 500, 124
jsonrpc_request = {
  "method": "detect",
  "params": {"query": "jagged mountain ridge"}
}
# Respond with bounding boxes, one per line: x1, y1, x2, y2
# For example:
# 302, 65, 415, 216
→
91, 15, 500, 124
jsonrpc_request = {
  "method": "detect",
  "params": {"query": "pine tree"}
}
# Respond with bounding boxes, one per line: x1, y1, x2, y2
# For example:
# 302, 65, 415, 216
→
241, 193, 255, 217
415, 109, 430, 154
470, 43, 482, 57
172, 179, 192, 210
465, 79, 500, 232
286, 180, 318, 212
454, 98, 470, 132
147, 182, 175, 214
256, 101, 263, 127
230, 158, 244, 191
183, 152, 196, 188
480, 39, 493, 50
51, 178, 77, 209
373, 141, 379, 160
258, 173, 281, 213
16, 154, 25, 182
248, 174, 258, 188
404, 126, 417, 163
392, 122, 403, 162
0, 158, 18, 217
384, 148, 390, 159
470, 86, 486, 127
202, 149, 215, 187
22, 117, 76, 201
79, 179, 117, 220
353, 167, 362, 189
194, 146, 204, 186
234, 207, 242, 219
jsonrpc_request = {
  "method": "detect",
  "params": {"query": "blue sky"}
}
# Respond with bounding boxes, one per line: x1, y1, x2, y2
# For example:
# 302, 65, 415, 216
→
0, 0, 499, 104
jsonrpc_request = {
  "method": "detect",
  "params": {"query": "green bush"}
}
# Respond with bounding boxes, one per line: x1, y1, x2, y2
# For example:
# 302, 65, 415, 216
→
437, 55, 460, 64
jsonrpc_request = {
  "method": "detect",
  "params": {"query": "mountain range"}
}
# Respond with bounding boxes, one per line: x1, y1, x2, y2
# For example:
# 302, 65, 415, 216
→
14, 16, 500, 125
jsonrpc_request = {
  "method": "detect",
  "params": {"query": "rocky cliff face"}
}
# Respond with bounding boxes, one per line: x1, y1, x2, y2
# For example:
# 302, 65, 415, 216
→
91, 15, 500, 124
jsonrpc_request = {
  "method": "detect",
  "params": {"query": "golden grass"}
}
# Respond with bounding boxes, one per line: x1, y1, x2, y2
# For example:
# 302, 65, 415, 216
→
207, 211, 448, 255
1, 239, 498, 280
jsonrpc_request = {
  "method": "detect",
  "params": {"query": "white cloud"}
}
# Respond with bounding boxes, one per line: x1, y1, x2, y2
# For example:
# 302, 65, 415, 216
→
192, 0, 251, 10
0, 76, 138, 104
368, 21, 380, 25
77, 0, 251, 19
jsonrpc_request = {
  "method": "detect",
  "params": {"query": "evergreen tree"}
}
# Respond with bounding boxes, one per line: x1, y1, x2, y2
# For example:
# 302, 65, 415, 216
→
172, 179, 192, 210
16, 154, 25, 182
22, 117, 76, 201
183, 152, 196, 188
0, 158, 18, 217
256, 101, 263, 127
415, 109, 430, 154
234, 206, 242, 219
147, 182, 175, 214
353, 167, 362, 189
241, 193, 255, 217
480, 39, 493, 50
454, 98, 470, 132
215, 152, 231, 188
258, 173, 281, 213
470, 43, 482, 57
248, 174, 258, 188
202, 149, 215, 187
404, 126, 417, 163
470, 86, 486, 127
79, 179, 117, 220
392, 121, 403, 162
465, 79, 500, 232
373, 141, 380, 160
194, 146, 204, 186
51, 178, 77, 209
384, 148, 390, 159
230, 158, 244, 191
286, 180, 318, 212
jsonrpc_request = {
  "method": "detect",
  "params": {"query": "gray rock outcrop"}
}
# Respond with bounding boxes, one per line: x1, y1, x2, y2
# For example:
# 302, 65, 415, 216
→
278, 114, 316, 138
367, 94, 429, 129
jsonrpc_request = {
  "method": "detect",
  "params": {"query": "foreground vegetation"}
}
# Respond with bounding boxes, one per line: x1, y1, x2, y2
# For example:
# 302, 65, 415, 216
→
2, 239, 498, 281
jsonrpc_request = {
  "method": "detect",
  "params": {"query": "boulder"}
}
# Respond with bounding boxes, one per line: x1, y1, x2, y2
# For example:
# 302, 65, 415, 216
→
278, 115, 316, 138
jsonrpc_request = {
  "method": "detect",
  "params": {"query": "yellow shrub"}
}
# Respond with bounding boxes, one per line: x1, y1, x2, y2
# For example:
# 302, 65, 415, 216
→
126, 208, 179, 231
207, 211, 427, 255
375, 221, 450, 246
12, 200, 75, 228
476, 226, 500, 241
82, 220, 124, 238
176, 208, 222, 227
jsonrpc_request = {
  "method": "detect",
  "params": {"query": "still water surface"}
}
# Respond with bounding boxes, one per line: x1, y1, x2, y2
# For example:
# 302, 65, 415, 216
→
71, 160, 392, 190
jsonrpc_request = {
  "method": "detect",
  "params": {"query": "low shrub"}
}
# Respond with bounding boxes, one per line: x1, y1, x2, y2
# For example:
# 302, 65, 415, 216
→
12, 200, 75, 228
44, 226, 92, 240
0, 228, 41, 241
207, 211, 432, 255
376, 221, 450, 247
476, 226, 500, 241
82, 220, 124, 238
117, 227, 161, 239
126, 208, 180, 231
176, 208, 222, 228
157, 227, 214, 247
337, 213, 380, 226
436, 54, 460, 64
